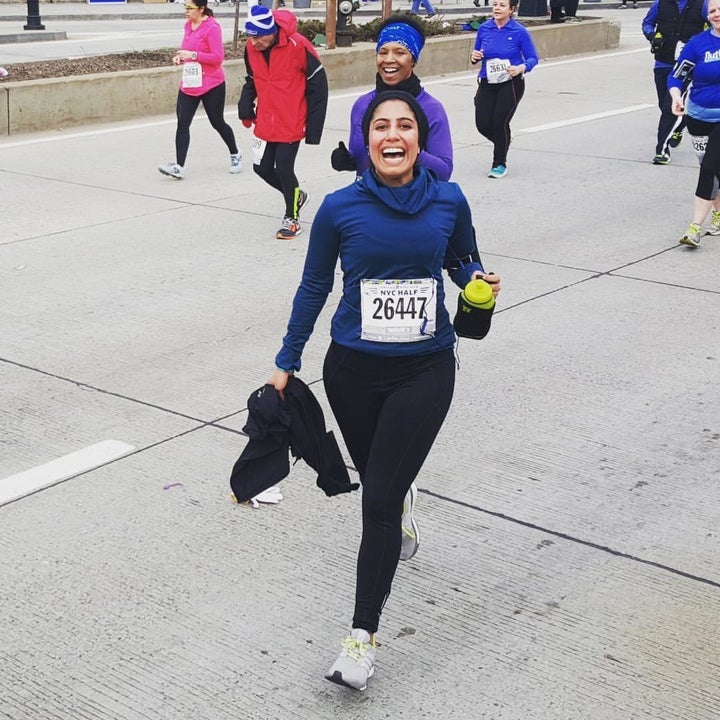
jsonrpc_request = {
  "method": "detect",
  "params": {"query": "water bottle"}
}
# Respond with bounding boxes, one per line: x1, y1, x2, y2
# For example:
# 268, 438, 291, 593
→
453, 278, 495, 340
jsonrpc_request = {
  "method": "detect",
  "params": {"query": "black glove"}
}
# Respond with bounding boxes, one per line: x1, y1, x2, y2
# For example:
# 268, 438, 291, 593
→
331, 141, 357, 172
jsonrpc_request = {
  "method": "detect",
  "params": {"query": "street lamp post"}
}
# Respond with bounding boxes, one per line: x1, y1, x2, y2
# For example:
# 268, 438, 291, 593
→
24, 0, 45, 30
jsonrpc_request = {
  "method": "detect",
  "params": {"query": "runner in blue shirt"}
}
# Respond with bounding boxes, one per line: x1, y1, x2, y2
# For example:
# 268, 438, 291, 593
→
471, 0, 538, 179
668, 0, 720, 246
642, 0, 706, 164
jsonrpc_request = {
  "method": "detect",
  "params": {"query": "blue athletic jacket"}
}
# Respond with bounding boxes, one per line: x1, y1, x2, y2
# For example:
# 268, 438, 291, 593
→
275, 167, 484, 372
473, 18, 539, 79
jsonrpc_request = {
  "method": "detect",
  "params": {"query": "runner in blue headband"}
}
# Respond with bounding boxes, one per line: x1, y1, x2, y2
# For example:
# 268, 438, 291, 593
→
376, 22, 425, 62
331, 14, 454, 182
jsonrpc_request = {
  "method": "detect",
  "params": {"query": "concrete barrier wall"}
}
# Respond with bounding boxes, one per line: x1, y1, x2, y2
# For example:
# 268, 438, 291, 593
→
2, 18, 619, 135
1, 86, 8, 135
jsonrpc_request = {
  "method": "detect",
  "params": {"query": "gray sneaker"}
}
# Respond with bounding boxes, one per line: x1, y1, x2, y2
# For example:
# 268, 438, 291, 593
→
158, 162, 184, 180
325, 629, 376, 691
679, 222, 703, 248
707, 210, 720, 235
400, 483, 420, 561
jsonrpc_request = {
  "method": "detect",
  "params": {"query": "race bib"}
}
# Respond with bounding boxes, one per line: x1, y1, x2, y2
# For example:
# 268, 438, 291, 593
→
360, 278, 436, 343
182, 61, 202, 89
691, 134, 708, 161
251, 132, 267, 165
486, 57, 511, 84
675, 40, 685, 61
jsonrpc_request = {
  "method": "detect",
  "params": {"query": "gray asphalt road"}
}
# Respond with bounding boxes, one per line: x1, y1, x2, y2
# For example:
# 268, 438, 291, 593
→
1, 16, 719, 720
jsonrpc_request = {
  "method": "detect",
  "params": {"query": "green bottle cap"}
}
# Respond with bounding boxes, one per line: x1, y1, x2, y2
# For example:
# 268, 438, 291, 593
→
463, 279, 495, 309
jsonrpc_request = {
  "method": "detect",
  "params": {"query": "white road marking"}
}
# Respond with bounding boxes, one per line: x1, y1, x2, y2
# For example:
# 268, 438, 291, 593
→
0, 47, 650, 149
0, 440, 135, 506
520, 104, 655, 133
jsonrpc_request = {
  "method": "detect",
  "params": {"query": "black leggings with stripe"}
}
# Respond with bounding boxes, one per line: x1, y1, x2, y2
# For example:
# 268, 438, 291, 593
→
474, 75, 525, 168
253, 141, 301, 220
323, 342, 456, 635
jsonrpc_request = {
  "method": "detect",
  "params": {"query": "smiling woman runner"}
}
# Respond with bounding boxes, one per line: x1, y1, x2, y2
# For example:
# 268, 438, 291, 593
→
267, 90, 501, 692
158, 0, 242, 180
330, 15, 454, 180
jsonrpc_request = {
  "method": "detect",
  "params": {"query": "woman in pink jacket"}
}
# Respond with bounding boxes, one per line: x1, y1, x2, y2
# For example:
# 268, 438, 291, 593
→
159, 0, 242, 180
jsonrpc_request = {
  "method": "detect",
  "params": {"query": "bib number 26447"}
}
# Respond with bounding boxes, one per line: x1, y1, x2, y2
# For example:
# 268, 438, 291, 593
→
360, 278, 436, 343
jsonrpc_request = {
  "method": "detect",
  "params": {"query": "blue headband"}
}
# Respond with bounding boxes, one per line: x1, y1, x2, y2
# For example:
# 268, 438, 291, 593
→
376, 23, 425, 61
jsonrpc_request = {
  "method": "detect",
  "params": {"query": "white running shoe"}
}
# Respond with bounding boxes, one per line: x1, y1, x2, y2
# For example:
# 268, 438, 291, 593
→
230, 153, 243, 174
325, 629, 376, 691
158, 162, 184, 179
400, 482, 420, 561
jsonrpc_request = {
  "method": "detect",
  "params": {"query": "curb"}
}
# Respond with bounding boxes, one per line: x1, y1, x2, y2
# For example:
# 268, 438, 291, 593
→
0, 18, 620, 135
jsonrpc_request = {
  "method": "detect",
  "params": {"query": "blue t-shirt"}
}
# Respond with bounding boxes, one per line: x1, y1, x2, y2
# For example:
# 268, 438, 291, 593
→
669, 29, 720, 119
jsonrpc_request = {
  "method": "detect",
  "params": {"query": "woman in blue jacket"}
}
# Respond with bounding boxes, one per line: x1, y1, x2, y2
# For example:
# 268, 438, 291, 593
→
471, 0, 539, 178
268, 91, 501, 691
669, 0, 720, 247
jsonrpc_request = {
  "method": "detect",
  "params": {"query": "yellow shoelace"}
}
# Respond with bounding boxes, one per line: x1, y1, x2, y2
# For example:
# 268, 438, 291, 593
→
342, 636, 374, 659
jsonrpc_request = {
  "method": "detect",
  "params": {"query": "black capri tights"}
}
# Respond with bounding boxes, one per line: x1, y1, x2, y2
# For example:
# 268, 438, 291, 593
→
175, 83, 238, 167
685, 116, 720, 200
323, 342, 456, 635
474, 75, 525, 168
253, 141, 301, 219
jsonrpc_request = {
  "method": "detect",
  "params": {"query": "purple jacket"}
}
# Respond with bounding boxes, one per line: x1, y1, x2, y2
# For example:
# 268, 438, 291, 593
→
347, 87, 454, 180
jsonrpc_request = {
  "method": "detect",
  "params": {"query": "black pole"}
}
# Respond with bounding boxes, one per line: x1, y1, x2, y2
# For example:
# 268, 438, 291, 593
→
24, 0, 45, 30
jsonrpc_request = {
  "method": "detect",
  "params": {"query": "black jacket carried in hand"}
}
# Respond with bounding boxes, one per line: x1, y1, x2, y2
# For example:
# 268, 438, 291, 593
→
229, 376, 359, 503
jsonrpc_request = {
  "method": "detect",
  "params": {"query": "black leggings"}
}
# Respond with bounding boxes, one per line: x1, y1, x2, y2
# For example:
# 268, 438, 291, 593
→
323, 342, 456, 634
253, 141, 301, 219
175, 83, 238, 167
685, 116, 720, 200
474, 75, 525, 167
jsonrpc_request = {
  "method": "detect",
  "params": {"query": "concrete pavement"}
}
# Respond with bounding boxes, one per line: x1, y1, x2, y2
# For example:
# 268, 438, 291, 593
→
1, 17, 719, 720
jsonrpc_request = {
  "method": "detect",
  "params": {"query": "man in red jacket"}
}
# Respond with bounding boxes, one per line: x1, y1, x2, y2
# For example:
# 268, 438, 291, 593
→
238, 6, 329, 239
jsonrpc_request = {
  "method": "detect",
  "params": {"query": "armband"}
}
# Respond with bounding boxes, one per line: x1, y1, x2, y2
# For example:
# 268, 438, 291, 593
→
673, 59, 695, 81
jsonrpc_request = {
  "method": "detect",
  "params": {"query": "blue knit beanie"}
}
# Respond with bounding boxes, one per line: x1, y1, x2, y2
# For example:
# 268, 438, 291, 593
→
246, 5, 276, 36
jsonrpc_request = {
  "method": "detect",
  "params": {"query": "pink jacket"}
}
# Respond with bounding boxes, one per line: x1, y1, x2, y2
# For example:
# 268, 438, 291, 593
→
179, 16, 225, 96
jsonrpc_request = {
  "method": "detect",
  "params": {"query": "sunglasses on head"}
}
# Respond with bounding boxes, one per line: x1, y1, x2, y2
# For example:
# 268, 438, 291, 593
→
184, 4, 199, 9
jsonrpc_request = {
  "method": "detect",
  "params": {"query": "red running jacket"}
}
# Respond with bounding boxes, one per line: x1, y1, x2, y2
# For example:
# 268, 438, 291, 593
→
238, 10, 328, 144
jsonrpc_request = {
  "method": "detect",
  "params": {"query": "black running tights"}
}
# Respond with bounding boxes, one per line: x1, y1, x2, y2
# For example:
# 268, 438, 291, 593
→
474, 75, 525, 168
253, 141, 301, 219
175, 83, 238, 167
323, 342, 456, 635
685, 116, 720, 200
